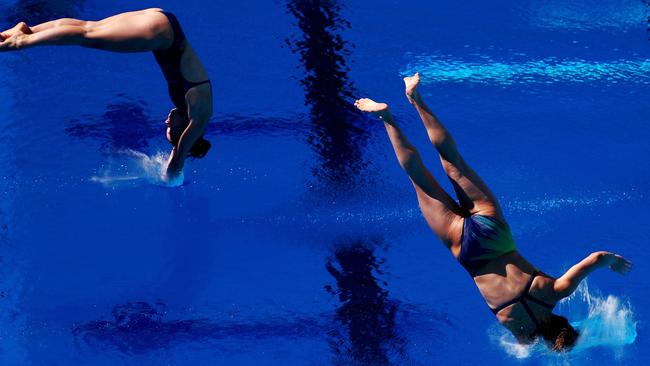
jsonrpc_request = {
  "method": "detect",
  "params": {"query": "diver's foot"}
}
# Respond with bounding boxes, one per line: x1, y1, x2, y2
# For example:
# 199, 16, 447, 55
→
1, 22, 32, 39
354, 98, 391, 121
0, 33, 28, 51
403, 72, 421, 105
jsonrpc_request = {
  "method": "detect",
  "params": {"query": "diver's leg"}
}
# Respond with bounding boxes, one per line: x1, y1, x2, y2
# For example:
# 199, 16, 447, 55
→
26, 8, 162, 33
31, 18, 86, 33
355, 98, 463, 246
404, 73, 503, 219
1, 9, 171, 52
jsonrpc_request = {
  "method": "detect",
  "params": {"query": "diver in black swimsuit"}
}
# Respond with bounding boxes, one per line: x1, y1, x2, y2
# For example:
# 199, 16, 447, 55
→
0, 8, 212, 180
355, 73, 632, 351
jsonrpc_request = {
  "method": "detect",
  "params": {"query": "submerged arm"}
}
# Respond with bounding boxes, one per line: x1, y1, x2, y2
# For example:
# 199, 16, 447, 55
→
553, 251, 632, 299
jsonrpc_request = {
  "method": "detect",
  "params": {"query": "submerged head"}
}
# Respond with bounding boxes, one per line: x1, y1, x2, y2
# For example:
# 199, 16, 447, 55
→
165, 108, 211, 159
538, 314, 579, 352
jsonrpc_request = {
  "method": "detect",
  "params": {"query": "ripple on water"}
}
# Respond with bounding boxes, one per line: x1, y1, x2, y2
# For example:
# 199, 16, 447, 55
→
402, 56, 650, 87
527, 0, 647, 31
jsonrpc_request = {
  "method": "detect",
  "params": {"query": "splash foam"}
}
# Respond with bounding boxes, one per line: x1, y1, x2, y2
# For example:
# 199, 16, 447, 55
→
91, 149, 184, 188
569, 284, 637, 352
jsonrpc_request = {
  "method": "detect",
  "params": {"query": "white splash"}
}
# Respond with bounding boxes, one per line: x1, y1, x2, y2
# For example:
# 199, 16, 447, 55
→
569, 285, 637, 352
91, 149, 184, 188
494, 282, 636, 359
498, 334, 539, 359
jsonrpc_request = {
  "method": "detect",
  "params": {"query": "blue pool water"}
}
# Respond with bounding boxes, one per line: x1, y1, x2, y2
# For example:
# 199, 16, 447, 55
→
0, 0, 648, 365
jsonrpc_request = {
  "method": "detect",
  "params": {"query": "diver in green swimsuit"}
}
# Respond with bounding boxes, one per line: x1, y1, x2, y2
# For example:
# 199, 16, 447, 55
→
354, 73, 632, 351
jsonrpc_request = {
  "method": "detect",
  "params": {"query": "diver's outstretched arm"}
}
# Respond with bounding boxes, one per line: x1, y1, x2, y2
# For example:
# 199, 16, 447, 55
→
404, 73, 503, 219
355, 98, 462, 245
553, 251, 632, 299
0, 9, 170, 52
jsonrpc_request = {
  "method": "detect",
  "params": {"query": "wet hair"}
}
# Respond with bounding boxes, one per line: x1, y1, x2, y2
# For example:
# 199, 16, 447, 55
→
538, 315, 579, 352
188, 136, 211, 159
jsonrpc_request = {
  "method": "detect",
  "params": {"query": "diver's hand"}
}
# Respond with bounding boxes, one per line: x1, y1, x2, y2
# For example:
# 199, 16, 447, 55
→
165, 155, 181, 178
161, 152, 184, 187
602, 252, 632, 275
164, 148, 185, 179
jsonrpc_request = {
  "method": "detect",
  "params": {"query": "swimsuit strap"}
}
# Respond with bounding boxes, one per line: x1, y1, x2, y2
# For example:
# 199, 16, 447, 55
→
185, 79, 211, 89
187, 80, 211, 88
491, 297, 519, 315
490, 270, 553, 314
523, 293, 555, 309
520, 299, 541, 328
490, 270, 557, 338
153, 12, 211, 111
160, 11, 186, 50
524, 270, 539, 293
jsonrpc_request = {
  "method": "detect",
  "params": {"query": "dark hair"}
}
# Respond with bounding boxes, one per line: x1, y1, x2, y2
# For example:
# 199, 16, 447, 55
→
188, 136, 211, 159
168, 131, 211, 159
538, 315, 579, 352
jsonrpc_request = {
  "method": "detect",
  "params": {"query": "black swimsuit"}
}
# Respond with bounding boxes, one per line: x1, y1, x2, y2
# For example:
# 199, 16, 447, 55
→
153, 11, 211, 112
490, 270, 555, 336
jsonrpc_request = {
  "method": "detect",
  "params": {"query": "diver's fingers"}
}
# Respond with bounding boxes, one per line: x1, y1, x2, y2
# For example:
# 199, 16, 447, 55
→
622, 259, 633, 270
615, 254, 632, 265
621, 263, 632, 275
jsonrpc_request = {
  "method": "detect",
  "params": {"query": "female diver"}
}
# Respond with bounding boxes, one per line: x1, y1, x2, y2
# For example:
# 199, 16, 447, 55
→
354, 73, 632, 351
0, 8, 212, 180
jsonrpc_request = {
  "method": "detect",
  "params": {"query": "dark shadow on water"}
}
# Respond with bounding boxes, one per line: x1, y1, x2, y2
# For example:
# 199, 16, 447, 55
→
66, 99, 321, 153
72, 274, 449, 358
0, 210, 7, 245
324, 239, 407, 366
3, 0, 84, 25
206, 113, 310, 138
65, 97, 160, 152
67, 105, 313, 150
286, 0, 370, 187
72, 301, 328, 355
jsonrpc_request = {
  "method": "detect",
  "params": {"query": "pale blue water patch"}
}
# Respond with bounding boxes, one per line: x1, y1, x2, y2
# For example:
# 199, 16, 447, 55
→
526, 0, 647, 31
402, 55, 650, 86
